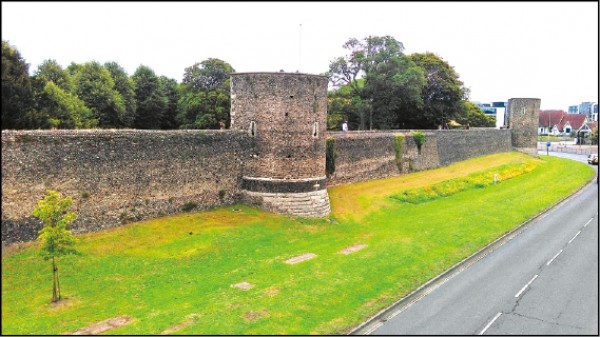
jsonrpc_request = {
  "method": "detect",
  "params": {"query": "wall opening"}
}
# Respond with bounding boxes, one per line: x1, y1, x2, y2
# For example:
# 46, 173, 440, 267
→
249, 121, 256, 137
312, 122, 319, 138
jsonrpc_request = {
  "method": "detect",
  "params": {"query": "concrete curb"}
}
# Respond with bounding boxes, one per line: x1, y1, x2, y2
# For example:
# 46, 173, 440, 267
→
349, 173, 597, 335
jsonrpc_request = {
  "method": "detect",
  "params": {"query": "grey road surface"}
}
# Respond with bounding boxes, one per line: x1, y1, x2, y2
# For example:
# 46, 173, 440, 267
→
371, 154, 598, 335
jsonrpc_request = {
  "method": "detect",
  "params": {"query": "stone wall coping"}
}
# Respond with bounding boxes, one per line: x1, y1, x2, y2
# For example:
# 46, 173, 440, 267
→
242, 176, 326, 182
1, 129, 245, 136
231, 72, 327, 78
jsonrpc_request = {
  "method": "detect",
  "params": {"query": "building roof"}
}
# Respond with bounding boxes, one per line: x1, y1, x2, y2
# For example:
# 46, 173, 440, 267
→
539, 110, 566, 127
558, 113, 588, 132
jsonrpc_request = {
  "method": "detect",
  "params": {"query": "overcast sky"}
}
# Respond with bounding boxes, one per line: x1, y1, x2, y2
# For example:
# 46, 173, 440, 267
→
2, 2, 598, 110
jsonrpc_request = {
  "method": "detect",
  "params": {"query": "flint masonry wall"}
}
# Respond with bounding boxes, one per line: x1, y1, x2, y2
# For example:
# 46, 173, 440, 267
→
326, 129, 513, 186
0, 128, 513, 245
1, 94, 534, 245
1, 129, 253, 244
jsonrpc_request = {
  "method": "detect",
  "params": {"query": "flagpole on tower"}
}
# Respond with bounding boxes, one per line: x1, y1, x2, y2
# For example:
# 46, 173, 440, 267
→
298, 23, 302, 72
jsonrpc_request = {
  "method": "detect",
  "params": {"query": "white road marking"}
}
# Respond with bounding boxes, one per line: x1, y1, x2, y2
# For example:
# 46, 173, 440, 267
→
365, 322, 384, 335
479, 312, 502, 335
568, 231, 581, 244
583, 218, 593, 228
515, 274, 538, 298
546, 249, 563, 266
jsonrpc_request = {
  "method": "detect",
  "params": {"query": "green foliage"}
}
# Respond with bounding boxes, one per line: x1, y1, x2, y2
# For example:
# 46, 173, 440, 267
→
132, 65, 167, 129
393, 135, 405, 170
326, 137, 336, 177
71, 61, 126, 128
1, 40, 34, 129
327, 89, 369, 130
411, 130, 426, 152
34, 81, 97, 129
158, 76, 180, 129
456, 101, 496, 128
328, 36, 426, 130
180, 202, 198, 212
104, 62, 137, 127
391, 161, 538, 203
408, 53, 468, 128
178, 58, 234, 129
33, 59, 74, 92
32, 190, 78, 302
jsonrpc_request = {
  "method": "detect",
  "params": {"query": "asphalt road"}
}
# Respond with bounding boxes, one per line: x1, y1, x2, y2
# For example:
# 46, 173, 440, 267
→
370, 153, 598, 335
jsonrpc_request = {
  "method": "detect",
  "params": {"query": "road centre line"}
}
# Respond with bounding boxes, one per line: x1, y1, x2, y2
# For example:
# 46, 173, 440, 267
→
546, 249, 563, 266
568, 231, 581, 244
515, 274, 538, 298
583, 218, 593, 228
478, 312, 502, 335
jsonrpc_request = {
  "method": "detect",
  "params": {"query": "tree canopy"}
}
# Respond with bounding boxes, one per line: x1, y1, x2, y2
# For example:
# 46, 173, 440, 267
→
3, 38, 481, 132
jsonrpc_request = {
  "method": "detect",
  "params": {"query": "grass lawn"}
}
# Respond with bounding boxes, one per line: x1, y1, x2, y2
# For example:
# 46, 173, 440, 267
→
1, 152, 595, 335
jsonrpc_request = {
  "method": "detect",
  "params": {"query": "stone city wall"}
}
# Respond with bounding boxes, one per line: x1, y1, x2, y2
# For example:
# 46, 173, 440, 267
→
326, 129, 512, 186
2, 128, 512, 245
1, 129, 253, 244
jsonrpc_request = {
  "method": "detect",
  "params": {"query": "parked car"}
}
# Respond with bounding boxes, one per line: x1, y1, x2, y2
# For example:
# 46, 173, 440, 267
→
587, 153, 598, 165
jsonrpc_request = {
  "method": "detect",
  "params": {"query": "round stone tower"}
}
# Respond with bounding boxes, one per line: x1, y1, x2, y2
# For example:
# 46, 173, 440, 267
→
230, 72, 330, 217
506, 98, 540, 157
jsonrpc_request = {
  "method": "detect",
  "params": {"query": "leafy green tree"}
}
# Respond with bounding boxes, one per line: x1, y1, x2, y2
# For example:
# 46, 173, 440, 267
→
158, 76, 180, 129
408, 52, 468, 128
30, 60, 96, 129
364, 51, 425, 129
328, 36, 426, 130
132, 65, 167, 129
327, 80, 367, 131
182, 58, 234, 92
71, 61, 126, 128
456, 102, 496, 128
178, 58, 234, 129
1, 40, 34, 129
33, 59, 74, 92
104, 62, 137, 127
33, 190, 78, 303
33, 81, 97, 129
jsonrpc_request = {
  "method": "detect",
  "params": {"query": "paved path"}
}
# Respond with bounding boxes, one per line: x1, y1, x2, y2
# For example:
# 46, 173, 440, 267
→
367, 154, 598, 335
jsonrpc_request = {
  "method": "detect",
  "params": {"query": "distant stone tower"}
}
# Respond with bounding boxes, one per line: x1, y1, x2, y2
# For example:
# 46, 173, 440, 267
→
230, 72, 330, 217
506, 98, 540, 156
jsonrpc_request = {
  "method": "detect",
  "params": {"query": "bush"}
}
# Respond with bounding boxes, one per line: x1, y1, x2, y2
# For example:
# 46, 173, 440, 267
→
181, 202, 198, 212
394, 135, 405, 171
412, 131, 427, 153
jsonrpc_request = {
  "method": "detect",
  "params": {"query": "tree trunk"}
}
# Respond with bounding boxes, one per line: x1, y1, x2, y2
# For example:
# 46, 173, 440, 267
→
56, 263, 61, 301
52, 257, 58, 302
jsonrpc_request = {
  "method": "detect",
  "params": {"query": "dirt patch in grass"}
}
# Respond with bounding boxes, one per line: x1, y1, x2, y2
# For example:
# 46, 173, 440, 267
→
68, 315, 132, 335
231, 281, 254, 291
338, 244, 368, 255
285, 253, 317, 264
47, 298, 80, 312
161, 314, 199, 335
242, 310, 269, 322
265, 287, 280, 297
